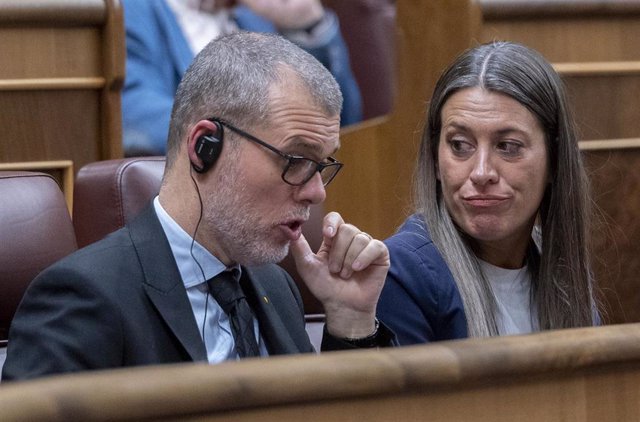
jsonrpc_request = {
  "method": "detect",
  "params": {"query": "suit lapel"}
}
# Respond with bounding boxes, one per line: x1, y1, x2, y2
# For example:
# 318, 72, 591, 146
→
241, 267, 300, 355
129, 206, 207, 362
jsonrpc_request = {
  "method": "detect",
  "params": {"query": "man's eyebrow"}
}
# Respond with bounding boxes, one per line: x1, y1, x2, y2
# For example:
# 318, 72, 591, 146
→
288, 137, 337, 157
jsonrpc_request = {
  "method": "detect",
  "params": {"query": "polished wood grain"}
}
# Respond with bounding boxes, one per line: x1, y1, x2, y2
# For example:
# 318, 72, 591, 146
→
564, 73, 640, 140
584, 147, 640, 324
481, 0, 640, 18
0, 0, 105, 24
0, 78, 105, 90
580, 138, 640, 150
0, 90, 102, 164
1, 324, 639, 420
101, 0, 125, 161
0, 0, 124, 174
482, 18, 640, 62
0, 28, 102, 79
555, 61, 640, 75
480, 2, 640, 63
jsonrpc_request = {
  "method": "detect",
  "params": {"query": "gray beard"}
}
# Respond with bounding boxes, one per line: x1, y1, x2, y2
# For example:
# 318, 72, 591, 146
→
202, 165, 299, 266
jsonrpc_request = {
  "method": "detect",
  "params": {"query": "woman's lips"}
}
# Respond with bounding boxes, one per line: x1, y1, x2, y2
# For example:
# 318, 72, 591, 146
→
463, 195, 509, 208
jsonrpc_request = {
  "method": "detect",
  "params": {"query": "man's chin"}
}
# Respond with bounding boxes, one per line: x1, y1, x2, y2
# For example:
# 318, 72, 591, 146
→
236, 243, 290, 267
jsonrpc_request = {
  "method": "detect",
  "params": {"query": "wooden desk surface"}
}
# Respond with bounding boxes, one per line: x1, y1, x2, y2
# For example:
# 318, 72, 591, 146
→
1, 324, 639, 421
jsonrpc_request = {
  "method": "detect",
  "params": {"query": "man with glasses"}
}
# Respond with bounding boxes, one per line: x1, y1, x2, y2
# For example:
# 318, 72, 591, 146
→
3, 32, 393, 381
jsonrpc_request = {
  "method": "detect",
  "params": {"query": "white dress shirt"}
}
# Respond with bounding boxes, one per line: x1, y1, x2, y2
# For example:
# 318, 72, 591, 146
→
153, 197, 266, 362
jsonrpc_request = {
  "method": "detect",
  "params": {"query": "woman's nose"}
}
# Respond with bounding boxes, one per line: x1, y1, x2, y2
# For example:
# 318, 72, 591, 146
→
469, 149, 499, 186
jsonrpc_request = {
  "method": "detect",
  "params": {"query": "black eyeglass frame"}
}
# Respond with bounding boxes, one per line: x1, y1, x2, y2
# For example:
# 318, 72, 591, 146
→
209, 118, 343, 187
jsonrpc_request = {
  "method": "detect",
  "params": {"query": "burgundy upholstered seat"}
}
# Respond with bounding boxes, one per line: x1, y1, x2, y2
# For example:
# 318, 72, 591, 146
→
0, 171, 77, 345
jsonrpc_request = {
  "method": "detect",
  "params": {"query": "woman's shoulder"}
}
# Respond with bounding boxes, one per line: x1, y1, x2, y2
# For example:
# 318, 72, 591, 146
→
385, 214, 452, 280
380, 215, 466, 343
385, 214, 437, 253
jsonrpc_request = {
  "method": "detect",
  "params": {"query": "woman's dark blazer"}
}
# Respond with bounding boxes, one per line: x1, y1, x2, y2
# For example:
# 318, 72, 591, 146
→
377, 214, 468, 345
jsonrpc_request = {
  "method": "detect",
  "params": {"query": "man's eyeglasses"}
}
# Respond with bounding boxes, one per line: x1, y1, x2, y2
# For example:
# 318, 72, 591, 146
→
212, 118, 343, 187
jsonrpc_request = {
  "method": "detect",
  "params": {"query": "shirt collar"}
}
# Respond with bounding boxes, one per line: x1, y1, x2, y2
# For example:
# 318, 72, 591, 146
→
153, 196, 229, 289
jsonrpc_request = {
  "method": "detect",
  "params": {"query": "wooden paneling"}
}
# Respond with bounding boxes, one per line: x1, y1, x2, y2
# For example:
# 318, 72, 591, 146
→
480, 0, 640, 62
0, 0, 105, 24
482, 17, 640, 62
0, 28, 102, 78
583, 145, 640, 323
0, 90, 101, 164
1, 324, 640, 420
563, 71, 640, 140
0, 0, 124, 175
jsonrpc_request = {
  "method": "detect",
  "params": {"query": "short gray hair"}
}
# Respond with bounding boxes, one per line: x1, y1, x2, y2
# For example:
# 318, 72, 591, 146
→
165, 31, 343, 169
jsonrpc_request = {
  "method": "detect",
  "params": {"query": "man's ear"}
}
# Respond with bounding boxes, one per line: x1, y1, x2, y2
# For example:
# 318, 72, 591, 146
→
188, 120, 224, 174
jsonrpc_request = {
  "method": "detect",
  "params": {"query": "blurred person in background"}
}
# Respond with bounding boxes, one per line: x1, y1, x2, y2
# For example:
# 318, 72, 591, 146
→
122, 0, 362, 156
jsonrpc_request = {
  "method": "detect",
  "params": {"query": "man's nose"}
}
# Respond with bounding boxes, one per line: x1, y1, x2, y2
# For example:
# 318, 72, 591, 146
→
295, 172, 326, 204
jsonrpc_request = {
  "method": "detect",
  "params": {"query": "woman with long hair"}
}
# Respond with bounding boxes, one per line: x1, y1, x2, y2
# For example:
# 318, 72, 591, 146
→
378, 41, 599, 343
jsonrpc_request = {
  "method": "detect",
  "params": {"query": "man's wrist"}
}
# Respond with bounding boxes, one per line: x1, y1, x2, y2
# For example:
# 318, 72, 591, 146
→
321, 319, 397, 351
340, 318, 380, 348
324, 308, 377, 339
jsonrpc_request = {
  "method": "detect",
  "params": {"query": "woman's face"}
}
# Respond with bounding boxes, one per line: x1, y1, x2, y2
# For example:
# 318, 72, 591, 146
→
436, 87, 549, 268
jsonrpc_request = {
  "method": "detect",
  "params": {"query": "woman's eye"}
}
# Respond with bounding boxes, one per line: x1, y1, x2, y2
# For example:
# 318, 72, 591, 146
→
448, 139, 473, 154
497, 141, 523, 156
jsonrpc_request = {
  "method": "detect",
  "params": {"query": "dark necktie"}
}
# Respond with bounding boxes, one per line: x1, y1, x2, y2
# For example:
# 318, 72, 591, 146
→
207, 270, 260, 358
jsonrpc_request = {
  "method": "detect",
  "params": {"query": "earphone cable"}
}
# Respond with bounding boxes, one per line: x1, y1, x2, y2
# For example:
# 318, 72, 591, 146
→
189, 166, 209, 342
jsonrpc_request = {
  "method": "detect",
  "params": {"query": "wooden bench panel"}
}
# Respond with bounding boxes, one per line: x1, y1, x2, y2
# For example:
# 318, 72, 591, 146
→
0, 0, 124, 174
583, 145, 640, 323
0, 28, 102, 79
563, 72, 640, 140
0, 90, 101, 166
1, 324, 640, 420
479, 0, 640, 62
481, 17, 640, 62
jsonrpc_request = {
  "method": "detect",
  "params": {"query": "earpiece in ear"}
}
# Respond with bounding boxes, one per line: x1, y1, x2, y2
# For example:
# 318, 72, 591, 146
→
192, 121, 224, 173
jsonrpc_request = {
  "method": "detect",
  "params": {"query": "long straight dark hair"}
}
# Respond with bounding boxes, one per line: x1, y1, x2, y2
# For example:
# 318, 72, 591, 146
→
416, 41, 598, 336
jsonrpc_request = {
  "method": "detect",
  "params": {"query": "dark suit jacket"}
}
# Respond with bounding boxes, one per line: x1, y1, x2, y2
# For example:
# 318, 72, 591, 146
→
2, 206, 315, 381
